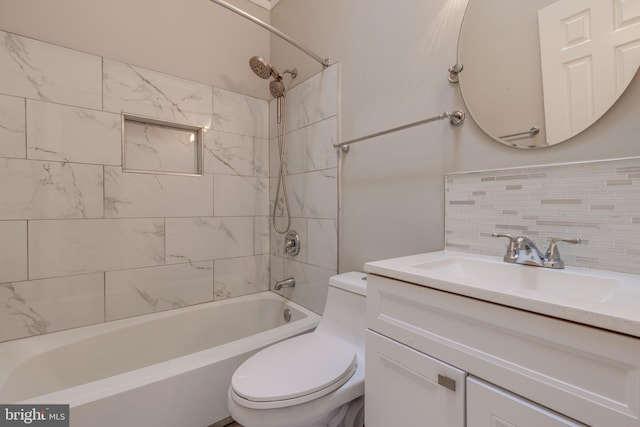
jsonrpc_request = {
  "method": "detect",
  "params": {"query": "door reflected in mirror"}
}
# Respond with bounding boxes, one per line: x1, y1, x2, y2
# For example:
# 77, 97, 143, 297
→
457, 0, 640, 149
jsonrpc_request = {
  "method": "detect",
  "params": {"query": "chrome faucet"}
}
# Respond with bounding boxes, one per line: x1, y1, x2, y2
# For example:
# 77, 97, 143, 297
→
274, 277, 296, 291
492, 233, 581, 269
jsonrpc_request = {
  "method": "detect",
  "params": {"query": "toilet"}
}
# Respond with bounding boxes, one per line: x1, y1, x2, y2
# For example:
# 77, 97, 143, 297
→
227, 272, 367, 427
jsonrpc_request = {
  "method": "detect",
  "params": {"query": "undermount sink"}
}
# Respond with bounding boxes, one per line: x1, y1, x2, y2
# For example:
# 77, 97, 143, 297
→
412, 256, 621, 303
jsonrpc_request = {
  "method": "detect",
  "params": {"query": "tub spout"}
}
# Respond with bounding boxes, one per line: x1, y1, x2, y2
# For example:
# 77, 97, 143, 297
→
275, 277, 295, 291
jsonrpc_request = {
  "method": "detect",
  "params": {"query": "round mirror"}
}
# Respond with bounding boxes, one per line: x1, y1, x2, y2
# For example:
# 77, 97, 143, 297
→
457, 0, 640, 149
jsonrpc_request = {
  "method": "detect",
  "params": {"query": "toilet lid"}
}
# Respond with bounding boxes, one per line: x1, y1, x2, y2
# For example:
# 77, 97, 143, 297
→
231, 333, 357, 408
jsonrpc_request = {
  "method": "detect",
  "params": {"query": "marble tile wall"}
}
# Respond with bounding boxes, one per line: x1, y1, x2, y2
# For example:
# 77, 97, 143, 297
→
269, 65, 339, 314
0, 30, 271, 342
446, 157, 640, 275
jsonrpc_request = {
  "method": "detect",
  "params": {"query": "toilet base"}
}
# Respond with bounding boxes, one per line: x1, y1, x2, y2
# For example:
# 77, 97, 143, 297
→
228, 392, 364, 427
332, 396, 364, 427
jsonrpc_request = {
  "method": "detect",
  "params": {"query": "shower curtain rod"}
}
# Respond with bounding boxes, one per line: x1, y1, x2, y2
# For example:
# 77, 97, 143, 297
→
334, 110, 466, 152
208, 0, 331, 67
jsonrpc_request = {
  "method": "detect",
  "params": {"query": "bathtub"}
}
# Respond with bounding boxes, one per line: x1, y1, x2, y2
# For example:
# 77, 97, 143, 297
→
0, 291, 320, 427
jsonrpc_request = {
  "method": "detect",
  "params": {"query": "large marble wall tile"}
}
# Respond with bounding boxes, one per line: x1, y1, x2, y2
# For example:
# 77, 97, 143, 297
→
270, 175, 304, 218
270, 255, 283, 288
284, 65, 338, 134
282, 127, 307, 175
214, 175, 269, 216
254, 138, 269, 178
104, 167, 213, 218
0, 221, 27, 283
103, 59, 213, 127
0, 159, 103, 219
123, 120, 200, 174
0, 273, 104, 342
214, 255, 269, 300
304, 169, 338, 219
269, 137, 280, 179
307, 219, 338, 270
29, 219, 164, 279
306, 117, 338, 171
278, 260, 335, 314
27, 100, 121, 165
0, 94, 26, 159
0, 31, 102, 109
105, 261, 214, 321
213, 88, 268, 138
254, 216, 270, 255
204, 131, 254, 176
166, 217, 253, 264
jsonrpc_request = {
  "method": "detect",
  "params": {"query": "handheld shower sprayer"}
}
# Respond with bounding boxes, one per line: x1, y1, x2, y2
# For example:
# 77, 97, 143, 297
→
249, 55, 298, 236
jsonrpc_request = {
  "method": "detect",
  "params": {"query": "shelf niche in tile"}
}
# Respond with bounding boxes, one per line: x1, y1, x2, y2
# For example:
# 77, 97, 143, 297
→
122, 114, 204, 176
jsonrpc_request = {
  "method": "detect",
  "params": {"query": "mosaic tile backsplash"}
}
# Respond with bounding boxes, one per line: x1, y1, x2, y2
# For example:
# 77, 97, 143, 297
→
446, 157, 640, 275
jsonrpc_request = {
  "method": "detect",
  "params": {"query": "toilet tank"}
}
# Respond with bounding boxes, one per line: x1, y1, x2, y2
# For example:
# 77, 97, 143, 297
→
315, 272, 367, 350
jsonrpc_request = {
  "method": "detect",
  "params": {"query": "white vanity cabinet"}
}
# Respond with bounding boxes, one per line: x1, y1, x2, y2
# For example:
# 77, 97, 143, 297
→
467, 377, 585, 427
365, 274, 640, 427
366, 330, 465, 426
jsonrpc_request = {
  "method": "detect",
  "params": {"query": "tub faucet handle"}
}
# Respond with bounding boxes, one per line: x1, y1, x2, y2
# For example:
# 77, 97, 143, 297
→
491, 233, 518, 263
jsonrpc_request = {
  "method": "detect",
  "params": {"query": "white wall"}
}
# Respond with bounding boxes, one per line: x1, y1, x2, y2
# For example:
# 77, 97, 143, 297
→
271, 0, 640, 272
0, 0, 272, 99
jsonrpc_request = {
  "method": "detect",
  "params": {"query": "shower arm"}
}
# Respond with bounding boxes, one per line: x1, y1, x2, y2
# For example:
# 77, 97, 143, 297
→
209, 0, 331, 68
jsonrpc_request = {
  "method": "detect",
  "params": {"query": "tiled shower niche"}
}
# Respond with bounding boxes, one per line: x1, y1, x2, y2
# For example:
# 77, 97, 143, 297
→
446, 157, 640, 275
0, 30, 277, 342
122, 114, 204, 176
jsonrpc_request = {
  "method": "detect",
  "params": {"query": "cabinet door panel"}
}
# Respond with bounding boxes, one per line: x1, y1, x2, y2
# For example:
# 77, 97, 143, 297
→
467, 377, 586, 427
365, 330, 465, 427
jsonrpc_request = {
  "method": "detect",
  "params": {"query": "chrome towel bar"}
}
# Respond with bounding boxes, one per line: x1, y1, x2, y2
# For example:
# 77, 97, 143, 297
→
500, 127, 539, 139
334, 110, 465, 152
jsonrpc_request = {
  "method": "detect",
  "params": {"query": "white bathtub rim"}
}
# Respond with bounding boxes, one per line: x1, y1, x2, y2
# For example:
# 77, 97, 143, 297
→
0, 291, 299, 374
0, 292, 319, 406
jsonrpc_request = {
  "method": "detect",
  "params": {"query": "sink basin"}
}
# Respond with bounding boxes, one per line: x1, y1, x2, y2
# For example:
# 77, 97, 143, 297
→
412, 257, 620, 303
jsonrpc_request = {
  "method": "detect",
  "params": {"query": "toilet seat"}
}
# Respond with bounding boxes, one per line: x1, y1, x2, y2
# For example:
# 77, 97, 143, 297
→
230, 333, 357, 410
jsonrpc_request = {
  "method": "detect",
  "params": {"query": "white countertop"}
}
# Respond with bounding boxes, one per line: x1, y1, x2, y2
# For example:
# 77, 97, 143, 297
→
365, 250, 640, 339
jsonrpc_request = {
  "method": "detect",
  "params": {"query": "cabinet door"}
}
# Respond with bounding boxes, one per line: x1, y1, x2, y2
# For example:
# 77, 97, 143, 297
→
467, 377, 586, 427
365, 330, 465, 427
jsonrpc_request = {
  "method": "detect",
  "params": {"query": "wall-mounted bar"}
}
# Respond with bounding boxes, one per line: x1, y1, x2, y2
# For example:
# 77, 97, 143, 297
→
500, 127, 540, 139
334, 110, 465, 152
208, 0, 331, 67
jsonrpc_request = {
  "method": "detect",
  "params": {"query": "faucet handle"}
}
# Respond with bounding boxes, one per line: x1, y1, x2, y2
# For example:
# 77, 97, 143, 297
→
544, 238, 581, 269
491, 233, 518, 263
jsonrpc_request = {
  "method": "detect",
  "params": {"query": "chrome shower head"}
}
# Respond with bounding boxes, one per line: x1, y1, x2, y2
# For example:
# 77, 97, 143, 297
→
249, 56, 280, 80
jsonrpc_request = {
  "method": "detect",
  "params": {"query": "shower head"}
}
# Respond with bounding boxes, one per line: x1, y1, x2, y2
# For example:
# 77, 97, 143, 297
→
249, 56, 280, 80
250, 56, 297, 99
270, 80, 285, 98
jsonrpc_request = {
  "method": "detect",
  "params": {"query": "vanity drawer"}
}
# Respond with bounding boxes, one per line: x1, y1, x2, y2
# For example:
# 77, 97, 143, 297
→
367, 274, 640, 427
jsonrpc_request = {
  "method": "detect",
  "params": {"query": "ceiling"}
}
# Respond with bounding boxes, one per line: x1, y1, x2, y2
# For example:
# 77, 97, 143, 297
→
247, 0, 280, 10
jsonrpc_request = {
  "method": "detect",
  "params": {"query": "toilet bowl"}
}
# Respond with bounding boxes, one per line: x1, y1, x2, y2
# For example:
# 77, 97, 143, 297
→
227, 272, 367, 427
